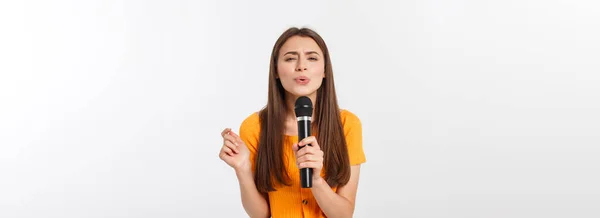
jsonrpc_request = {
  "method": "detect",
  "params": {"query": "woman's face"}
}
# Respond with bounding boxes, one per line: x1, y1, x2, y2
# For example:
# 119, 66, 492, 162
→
277, 36, 325, 98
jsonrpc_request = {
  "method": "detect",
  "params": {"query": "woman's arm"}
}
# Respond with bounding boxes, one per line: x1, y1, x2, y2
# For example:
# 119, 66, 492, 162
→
293, 136, 362, 218
310, 165, 361, 218
220, 129, 270, 218
235, 167, 271, 218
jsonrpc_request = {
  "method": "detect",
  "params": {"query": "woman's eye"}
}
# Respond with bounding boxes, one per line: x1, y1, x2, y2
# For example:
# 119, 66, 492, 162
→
309, 57, 318, 61
285, 58, 296, 61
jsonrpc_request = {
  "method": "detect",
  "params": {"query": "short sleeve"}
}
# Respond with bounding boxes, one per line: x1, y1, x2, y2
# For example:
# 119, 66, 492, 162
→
341, 110, 366, 165
239, 112, 261, 172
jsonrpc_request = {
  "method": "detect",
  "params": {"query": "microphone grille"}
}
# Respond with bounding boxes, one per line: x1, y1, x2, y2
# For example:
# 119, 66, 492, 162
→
294, 96, 313, 117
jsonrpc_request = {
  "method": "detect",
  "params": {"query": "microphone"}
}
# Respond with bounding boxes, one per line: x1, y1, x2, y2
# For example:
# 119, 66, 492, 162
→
295, 96, 313, 188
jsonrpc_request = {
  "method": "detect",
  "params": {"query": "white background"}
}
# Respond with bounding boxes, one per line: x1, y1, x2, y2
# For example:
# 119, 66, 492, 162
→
1, 0, 599, 217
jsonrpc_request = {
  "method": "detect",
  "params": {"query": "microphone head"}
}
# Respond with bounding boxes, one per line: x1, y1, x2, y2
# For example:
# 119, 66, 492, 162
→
294, 96, 313, 117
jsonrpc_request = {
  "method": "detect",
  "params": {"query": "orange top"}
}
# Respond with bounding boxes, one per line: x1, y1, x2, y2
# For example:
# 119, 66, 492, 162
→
238, 109, 366, 218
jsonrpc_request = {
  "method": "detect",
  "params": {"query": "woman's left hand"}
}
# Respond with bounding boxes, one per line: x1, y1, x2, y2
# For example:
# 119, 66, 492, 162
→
292, 136, 324, 182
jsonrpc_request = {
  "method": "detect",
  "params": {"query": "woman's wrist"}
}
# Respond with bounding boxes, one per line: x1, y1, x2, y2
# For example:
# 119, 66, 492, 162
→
312, 175, 326, 187
234, 160, 251, 171
235, 163, 252, 177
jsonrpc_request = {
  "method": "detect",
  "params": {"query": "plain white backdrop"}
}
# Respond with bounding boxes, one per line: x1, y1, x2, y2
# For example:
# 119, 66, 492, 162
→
1, 0, 599, 217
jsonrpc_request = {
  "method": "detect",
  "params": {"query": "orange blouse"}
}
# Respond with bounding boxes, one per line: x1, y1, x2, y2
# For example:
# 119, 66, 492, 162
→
239, 109, 366, 218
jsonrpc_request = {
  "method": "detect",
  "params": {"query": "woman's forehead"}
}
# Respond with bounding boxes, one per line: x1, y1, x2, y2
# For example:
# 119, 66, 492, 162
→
280, 36, 322, 54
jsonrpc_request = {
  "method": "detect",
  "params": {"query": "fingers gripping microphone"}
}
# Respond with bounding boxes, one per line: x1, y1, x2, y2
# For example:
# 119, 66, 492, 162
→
295, 96, 313, 188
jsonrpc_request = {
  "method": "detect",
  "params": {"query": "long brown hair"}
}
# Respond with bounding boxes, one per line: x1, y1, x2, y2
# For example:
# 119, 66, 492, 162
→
254, 27, 350, 193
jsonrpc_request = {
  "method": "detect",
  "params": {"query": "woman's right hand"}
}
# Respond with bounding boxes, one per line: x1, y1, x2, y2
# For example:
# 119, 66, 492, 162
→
219, 128, 251, 172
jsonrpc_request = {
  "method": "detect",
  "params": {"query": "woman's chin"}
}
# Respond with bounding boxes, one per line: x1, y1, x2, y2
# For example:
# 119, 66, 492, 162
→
286, 88, 316, 98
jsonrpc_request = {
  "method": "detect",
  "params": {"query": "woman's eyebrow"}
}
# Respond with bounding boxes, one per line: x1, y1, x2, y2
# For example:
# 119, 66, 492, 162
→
283, 51, 321, 56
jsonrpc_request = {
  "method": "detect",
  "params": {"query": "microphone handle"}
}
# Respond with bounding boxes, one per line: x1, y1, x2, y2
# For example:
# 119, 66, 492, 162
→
298, 117, 312, 188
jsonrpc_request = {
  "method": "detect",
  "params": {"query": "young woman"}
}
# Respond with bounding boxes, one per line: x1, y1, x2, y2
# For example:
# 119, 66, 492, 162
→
218, 27, 366, 218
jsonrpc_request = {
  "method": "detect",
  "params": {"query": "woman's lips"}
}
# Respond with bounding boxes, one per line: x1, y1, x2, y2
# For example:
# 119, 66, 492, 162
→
295, 76, 310, 85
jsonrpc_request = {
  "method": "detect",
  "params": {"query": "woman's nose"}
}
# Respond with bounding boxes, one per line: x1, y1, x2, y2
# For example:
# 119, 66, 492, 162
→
296, 61, 307, 71
295, 66, 308, 71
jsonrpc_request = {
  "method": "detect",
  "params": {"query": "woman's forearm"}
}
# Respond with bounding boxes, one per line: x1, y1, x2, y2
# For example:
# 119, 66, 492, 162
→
235, 168, 270, 218
311, 178, 354, 218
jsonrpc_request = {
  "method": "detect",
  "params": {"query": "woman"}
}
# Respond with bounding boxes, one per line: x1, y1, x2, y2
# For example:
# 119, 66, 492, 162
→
218, 27, 366, 218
